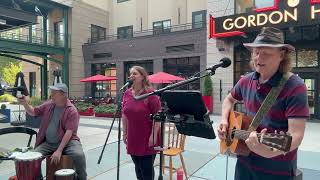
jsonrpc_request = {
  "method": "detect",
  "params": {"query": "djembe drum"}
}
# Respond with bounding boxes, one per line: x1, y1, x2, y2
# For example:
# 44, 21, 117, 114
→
14, 152, 43, 180
55, 169, 75, 180
46, 155, 74, 180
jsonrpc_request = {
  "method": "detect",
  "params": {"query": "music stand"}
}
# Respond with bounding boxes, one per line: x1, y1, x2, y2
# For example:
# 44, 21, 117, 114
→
161, 90, 216, 139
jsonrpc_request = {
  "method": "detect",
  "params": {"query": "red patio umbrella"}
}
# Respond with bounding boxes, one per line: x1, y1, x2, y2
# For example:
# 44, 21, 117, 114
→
80, 75, 117, 98
148, 72, 185, 84
80, 74, 117, 82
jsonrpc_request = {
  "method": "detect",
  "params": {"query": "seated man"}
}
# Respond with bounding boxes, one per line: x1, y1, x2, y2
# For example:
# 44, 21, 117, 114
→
18, 83, 87, 180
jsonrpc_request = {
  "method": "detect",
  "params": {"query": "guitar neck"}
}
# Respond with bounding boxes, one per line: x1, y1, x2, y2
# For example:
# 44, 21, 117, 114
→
233, 129, 262, 141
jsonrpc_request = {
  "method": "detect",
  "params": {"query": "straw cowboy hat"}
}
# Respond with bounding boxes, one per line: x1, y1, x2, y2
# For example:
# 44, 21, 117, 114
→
243, 27, 295, 51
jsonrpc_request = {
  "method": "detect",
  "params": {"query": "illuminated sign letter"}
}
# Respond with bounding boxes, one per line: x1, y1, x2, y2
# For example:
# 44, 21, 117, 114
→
284, 9, 298, 22
269, 11, 283, 24
234, 16, 247, 29
223, 18, 234, 30
311, 6, 320, 19
247, 15, 257, 27
257, 13, 268, 26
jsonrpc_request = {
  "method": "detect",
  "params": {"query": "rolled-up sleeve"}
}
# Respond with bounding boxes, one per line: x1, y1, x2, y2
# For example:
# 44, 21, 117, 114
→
34, 101, 50, 116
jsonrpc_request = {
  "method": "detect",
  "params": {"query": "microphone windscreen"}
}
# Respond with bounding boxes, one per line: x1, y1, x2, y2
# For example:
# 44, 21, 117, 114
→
221, 58, 231, 68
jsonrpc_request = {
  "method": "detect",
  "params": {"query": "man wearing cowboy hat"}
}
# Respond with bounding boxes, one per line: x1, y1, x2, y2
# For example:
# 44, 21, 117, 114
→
217, 27, 309, 180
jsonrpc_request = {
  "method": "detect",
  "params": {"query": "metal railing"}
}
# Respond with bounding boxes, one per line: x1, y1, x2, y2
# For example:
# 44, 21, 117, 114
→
87, 22, 207, 44
0, 26, 70, 48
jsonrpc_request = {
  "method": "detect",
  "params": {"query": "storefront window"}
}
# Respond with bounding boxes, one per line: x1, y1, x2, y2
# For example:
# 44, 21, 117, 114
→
163, 57, 200, 90
91, 63, 117, 98
124, 60, 153, 81
289, 51, 297, 67
302, 26, 319, 41
297, 49, 319, 67
285, 27, 302, 42
234, 46, 252, 84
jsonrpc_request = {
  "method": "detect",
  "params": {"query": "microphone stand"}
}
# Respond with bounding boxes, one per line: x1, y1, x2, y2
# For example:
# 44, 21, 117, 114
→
135, 67, 219, 180
135, 67, 217, 101
97, 87, 126, 180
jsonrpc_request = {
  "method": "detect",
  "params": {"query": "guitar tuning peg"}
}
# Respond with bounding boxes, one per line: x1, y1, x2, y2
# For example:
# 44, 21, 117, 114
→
280, 131, 285, 135
286, 132, 291, 136
274, 130, 278, 134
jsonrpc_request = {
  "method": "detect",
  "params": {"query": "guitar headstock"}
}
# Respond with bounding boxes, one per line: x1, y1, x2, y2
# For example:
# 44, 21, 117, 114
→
259, 132, 292, 152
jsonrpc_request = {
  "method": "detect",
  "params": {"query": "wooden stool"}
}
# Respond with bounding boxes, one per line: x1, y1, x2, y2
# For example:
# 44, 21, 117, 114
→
55, 169, 75, 180
46, 155, 74, 180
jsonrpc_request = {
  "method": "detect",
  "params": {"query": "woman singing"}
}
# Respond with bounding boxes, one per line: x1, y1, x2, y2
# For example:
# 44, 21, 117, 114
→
122, 66, 161, 180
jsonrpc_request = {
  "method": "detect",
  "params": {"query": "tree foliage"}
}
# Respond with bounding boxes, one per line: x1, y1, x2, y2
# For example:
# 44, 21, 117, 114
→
0, 56, 21, 86
202, 76, 213, 96
2, 63, 22, 86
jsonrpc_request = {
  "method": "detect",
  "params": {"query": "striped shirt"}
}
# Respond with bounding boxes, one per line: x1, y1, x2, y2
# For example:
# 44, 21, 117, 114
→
231, 71, 309, 176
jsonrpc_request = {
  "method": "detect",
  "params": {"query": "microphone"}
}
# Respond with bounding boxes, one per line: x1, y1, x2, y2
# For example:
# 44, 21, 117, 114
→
206, 57, 231, 71
120, 79, 133, 91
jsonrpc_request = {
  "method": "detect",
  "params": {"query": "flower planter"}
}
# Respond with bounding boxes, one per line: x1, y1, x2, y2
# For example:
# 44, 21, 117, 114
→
78, 107, 94, 116
0, 109, 11, 123
202, 95, 213, 113
95, 113, 119, 118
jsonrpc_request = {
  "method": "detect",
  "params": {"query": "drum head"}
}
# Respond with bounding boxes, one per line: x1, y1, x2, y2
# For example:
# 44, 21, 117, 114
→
15, 152, 42, 161
55, 169, 75, 176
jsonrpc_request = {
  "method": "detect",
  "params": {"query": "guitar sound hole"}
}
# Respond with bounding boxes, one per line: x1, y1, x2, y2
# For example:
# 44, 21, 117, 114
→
231, 127, 236, 139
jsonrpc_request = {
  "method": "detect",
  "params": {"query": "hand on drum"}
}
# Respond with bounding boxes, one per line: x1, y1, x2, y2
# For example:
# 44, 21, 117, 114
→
50, 150, 62, 164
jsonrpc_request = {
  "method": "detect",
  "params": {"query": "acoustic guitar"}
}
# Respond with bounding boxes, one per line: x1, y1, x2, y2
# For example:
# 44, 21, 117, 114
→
220, 111, 292, 156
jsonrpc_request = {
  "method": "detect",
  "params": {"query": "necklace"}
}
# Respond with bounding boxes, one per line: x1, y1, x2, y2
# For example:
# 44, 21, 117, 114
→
132, 88, 144, 96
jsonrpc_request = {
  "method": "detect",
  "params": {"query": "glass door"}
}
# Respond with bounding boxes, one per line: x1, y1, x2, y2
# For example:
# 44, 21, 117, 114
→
298, 73, 319, 119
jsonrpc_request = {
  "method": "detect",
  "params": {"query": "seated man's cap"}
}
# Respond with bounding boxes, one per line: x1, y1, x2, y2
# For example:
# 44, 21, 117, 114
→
48, 83, 68, 93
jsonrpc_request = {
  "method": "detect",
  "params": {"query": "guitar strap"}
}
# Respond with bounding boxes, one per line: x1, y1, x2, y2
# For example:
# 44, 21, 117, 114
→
248, 72, 293, 131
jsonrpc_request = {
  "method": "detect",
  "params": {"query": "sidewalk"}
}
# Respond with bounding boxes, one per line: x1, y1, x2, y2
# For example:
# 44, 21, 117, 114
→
0, 114, 320, 179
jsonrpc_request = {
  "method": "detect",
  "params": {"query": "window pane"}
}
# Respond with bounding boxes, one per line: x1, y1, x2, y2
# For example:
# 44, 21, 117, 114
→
163, 20, 171, 28
235, 0, 254, 14
153, 22, 162, 28
285, 27, 302, 42
302, 26, 319, 41
289, 51, 297, 67
297, 49, 318, 67
117, 26, 133, 39
255, 0, 274, 8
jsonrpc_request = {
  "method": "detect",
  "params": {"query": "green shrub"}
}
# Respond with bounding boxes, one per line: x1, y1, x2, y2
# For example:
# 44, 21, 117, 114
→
1, 104, 6, 109
202, 76, 213, 96
28, 97, 43, 106
94, 104, 117, 114
0, 94, 16, 103
75, 102, 93, 112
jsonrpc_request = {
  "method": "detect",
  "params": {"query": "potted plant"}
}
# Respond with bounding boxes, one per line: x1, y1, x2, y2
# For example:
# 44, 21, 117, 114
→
25, 97, 43, 128
75, 102, 94, 116
0, 104, 11, 123
202, 76, 213, 113
94, 103, 118, 118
